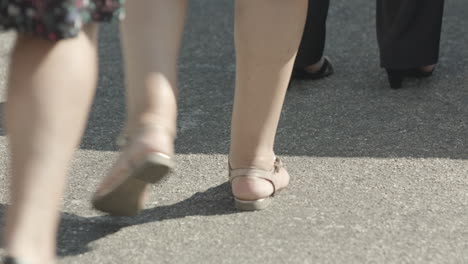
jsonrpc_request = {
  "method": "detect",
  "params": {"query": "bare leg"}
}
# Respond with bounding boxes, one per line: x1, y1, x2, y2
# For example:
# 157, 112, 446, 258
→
122, 0, 187, 155
92, 0, 187, 215
4, 25, 98, 263
230, 0, 307, 200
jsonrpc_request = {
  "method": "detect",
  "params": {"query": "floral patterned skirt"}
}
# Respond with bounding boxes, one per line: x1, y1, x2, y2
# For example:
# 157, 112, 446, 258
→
0, 0, 125, 41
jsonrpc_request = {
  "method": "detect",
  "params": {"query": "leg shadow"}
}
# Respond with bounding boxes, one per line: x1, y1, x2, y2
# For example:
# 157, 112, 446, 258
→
56, 182, 237, 256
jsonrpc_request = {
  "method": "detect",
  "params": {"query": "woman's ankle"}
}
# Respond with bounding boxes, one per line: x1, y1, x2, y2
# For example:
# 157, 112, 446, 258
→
304, 57, 325, 73
420, 64, 436, 72
125, 117, 176, 157
229, 154, 290, 201
229, 152, 276, 171
130, 127, 175, 157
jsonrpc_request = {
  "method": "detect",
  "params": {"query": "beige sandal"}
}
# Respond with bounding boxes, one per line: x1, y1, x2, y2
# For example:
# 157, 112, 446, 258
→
229, 157, 285, 211
92, 125, 175, 216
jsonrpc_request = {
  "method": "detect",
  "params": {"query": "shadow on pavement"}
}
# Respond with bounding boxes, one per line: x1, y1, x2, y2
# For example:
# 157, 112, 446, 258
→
0, 183, 235, 257
54, 183, 236, 257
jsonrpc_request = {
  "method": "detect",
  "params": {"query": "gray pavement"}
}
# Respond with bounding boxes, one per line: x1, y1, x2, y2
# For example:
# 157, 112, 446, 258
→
0, 0, 467, 263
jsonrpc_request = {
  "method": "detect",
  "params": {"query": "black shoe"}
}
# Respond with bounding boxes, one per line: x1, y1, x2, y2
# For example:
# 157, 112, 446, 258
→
291, 57, 334, 80
385, 67, 435, 89
385, 69, 405, 89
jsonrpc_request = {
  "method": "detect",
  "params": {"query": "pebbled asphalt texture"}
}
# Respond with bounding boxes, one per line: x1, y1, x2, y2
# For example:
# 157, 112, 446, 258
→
0, 0, 467, 263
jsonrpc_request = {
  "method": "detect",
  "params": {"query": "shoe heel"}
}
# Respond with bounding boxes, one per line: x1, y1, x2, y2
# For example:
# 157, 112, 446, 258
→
134, 153, 174, 184
234, 197, 272, 211
386, 69, 404, 89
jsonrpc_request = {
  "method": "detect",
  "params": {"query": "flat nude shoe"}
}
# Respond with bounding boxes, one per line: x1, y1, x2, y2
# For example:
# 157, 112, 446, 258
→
229, 157, 285, 211
92, 152, 174, 216
92, 126, 175, 216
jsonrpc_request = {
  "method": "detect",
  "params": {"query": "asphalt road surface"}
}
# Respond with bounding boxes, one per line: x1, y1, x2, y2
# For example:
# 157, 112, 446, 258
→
0, 0, 467, 263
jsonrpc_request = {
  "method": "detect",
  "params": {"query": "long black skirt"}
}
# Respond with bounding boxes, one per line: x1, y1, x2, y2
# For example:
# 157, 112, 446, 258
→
376, 0, 445, 69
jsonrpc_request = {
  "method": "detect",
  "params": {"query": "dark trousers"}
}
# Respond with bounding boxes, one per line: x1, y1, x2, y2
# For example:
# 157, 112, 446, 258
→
377, 0, 445, 69
294, 0, 330, 69
295, 0, 445, 70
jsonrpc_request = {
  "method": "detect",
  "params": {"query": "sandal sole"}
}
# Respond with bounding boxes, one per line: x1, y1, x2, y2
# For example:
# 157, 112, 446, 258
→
92, 154, 174, 216
234, 197, 272, 211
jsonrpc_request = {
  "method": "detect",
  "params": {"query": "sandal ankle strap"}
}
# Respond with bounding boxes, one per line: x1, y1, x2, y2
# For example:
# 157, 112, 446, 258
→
229, 157, 282, 196
117, 124, 176, 147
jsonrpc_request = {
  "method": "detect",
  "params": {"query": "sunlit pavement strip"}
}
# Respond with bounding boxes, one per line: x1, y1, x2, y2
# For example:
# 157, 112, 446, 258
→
53, 154, 468, 264
1, 148, 466, 263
